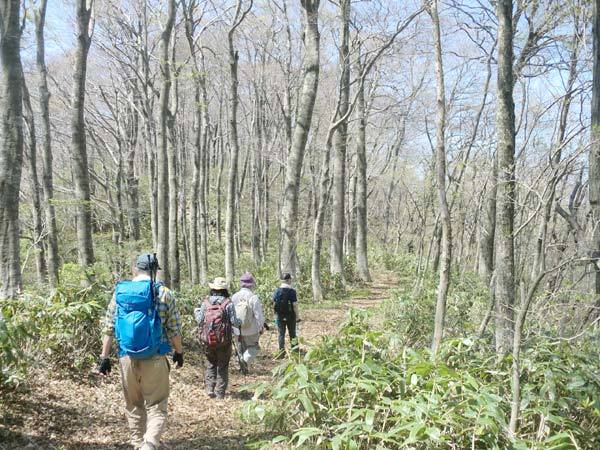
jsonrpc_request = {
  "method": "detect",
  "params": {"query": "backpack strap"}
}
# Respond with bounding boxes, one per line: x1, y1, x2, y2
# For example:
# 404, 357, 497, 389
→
151, 281, 164, 310
221, 298, 232, 317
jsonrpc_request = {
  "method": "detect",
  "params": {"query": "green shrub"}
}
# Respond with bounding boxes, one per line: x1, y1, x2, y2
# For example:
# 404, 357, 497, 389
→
243, 311, 600, 449
169, 285, 202, 345
0, 305, 31, 387
343, 256, 361, 285
381, 270, 488, 348
370, 250, 418, 281
0, 264, 110, 389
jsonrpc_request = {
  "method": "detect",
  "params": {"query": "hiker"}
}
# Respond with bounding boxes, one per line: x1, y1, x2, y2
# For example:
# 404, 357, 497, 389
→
195, 277, 241, 399
98, 253, 183, 450
273, 273, 301, 356
231, 272, 266, 371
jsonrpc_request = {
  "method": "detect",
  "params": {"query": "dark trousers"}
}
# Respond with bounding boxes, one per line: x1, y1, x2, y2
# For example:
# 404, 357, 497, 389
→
204, 345, 232, 397
277, 315, 297, 351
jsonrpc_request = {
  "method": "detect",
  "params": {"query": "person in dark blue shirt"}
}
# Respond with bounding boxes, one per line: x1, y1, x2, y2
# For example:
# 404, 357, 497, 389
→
272, 273, 301, 357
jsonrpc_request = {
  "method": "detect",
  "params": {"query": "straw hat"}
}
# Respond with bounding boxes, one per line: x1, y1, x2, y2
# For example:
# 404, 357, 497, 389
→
208, 277, 228, 290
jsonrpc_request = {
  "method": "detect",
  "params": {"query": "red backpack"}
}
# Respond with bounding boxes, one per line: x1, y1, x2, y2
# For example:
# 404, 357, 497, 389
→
199, 297, 233, 349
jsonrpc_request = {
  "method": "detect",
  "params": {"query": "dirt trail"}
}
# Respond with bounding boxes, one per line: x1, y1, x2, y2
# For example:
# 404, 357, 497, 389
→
0, 273, 397, 450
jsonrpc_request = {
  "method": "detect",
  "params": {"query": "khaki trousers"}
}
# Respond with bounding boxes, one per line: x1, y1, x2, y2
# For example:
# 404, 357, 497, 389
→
119, 355, 170, 448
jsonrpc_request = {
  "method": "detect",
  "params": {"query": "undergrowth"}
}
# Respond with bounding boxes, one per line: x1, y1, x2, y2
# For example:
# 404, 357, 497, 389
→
1, 264, 111, 387
243, 310, 600, 449
242, 251, 600, 450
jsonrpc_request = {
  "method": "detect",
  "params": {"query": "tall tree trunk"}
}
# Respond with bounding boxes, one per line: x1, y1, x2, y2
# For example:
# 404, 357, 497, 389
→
168, 41, 180, 290
22, 78, 48, 283
355, 47, 371, 282
167, 37, 180, 290
429, 0, 452, 354
329, 0, 350, 280
187, 40, 201, 282
312, 139, 332, 302
140, 2, 157, 248
478, 156, 497, 284
279, 0, 321, 276
146, 120, 158, 248
235, 149, 250, 259
262, 157, 270, 257
225, 0, 252, 283
347, 167, 357, 258
71, 0, 95, 268
177, 131, 188, 284
0, 0, 24, 299
125, 102, 140, 241
283, 1, 293, 153
198, 68, 210, 283
35, 0, 59, 285
589, 0, 600, 322
115, 152, 125, 243
251, 89, 263, 264
157, 0, 176, 284
216, 124, 224, 243
494, 0, 516, 355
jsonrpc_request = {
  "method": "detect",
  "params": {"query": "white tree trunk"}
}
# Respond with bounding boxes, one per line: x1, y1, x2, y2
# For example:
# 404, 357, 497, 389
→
279, 0, 321, 276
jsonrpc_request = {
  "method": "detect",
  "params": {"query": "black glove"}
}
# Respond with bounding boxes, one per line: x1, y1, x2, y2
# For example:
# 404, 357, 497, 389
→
98, 357, 111, 375
172, 352, 184, 368
263, 322, 270, 331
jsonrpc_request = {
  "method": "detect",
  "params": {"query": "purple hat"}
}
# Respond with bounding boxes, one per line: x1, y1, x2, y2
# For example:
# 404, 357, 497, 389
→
240, 272, 255, 288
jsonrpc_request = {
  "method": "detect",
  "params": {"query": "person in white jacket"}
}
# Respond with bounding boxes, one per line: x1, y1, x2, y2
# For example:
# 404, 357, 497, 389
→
231, 272, 266, 368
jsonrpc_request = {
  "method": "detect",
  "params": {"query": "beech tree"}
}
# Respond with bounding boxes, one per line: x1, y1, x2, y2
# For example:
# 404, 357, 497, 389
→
354, 44, 371, 282
183, 0, 209, 284
329, 0, 350, 281
428, 0, 451, 355
0, 0, 24, 299
590, 0, 600, 321
494, 0, 516, 355
279, 0, 321, 276
22, 77, 47, 283
35, 0, 59, 285
225, 0, 253, 283
157, 0, 176, 284
71, 0, 95, 268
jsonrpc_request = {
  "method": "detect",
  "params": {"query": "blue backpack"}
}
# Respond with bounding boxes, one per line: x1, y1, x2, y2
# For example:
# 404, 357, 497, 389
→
114, 280, 170, 358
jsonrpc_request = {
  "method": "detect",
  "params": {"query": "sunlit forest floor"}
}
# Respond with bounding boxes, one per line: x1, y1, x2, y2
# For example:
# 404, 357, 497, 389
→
0, 273, 396, 450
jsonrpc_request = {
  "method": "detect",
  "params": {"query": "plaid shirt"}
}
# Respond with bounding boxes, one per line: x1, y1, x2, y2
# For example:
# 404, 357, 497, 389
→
102, 275, 182, 342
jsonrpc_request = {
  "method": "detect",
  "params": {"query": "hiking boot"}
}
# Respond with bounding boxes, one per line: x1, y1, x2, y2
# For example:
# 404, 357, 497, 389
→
140, 442, 157, 450
205, 390, 216, 398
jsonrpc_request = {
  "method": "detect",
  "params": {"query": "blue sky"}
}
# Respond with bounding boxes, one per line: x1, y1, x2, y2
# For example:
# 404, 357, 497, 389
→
21, 0, 74, 64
